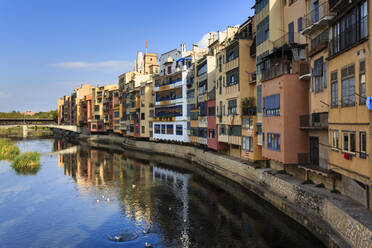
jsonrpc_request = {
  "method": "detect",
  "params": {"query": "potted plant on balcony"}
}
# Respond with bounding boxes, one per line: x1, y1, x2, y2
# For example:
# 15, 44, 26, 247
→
241, 97, 256, 116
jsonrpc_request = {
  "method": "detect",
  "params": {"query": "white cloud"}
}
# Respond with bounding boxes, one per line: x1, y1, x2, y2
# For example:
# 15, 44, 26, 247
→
0, 91, 9, 99
197, 32, 211, 48
50, 60, 133, 73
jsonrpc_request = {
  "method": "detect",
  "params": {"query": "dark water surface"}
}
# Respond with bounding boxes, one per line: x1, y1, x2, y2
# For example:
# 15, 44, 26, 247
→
0, 139, 325, 248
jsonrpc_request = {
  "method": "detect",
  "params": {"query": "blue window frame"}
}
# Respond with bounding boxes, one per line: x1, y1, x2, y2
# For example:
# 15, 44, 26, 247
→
267, 133, 281, 151
263, 94, 280, 116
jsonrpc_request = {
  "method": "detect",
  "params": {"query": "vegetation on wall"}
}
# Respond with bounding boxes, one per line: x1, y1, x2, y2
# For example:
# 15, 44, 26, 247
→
241, 97, 256, 115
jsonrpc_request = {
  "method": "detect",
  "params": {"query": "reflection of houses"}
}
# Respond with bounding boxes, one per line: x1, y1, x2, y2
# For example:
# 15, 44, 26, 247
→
153, 166, 191, 247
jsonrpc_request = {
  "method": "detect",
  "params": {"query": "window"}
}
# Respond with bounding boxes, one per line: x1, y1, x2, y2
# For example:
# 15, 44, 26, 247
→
242, 118, 253, 130
141, 88, 145, 95
256, 0, 268, 14
219, 125, 226, 135
141, 113, 145, 120
329, 0, 368, 56
324, 62, 327, 88
359, 60, 366, 105
330, 130, 339, 149
257, 16, 269, 45
92, 124, 97, 130
166, 124, 173, 135
149, 121, 153, 128
312, 57, 324, 93
208, 107, 215, 116
228, 99, 237, 115
176, 125, 183, 135
226, 68, 239, 86
341, 64, 355, 107
311, 30, 328, 51
228, 125, 241, 136
114, 111, 120, 118
331, 71, 338, 107
142, 126, 145, 134
257, 85, 262, 113
343, 131, 356, 153
167, 66, 171, 74
197, 61, 207, 76
226, 44, 239, 62
267, 133, 280, 151
263, 94, 280, 116
360, 132, 367, 159
288, 22, 294, 43
208, 129, 215, 139
190, 111, 198, 120
94, 105, 100, 111
161, 124, 166, 134
297, 17, 302, 32
242, 136, 253, 152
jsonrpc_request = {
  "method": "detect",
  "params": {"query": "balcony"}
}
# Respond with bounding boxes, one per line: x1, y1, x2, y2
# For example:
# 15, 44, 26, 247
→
302, 2, 335, 36
299, 62, 311, 80
262, 63, 290, 82
249, 72, 257, 84
329, 0, 350, 13
272, 32, 303, 50
299, 112, 328, 130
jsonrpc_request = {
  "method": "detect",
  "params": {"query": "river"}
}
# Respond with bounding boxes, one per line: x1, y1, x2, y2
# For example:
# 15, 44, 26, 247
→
0, 139, 325, 248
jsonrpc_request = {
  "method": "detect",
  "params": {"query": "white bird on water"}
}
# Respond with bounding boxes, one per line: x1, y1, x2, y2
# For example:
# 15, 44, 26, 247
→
132, 184, 136, 188
96, 199, 100, 203
107, 198, 110, 202
145, 242, 153, 248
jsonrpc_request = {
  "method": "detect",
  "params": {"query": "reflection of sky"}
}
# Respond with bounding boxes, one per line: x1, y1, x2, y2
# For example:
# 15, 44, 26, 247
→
0, 139, 324, 248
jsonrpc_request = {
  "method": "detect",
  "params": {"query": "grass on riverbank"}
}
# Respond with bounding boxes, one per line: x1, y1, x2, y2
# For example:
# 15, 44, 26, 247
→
0, 138, 20, 161
12, 152, 41, 175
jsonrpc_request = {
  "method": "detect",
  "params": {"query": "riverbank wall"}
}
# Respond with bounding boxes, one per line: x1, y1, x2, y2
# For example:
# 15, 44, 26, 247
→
54, 130, 372, 248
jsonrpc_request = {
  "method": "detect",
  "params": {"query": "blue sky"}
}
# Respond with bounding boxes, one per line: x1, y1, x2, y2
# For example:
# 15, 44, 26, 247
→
0, 0, 254, 112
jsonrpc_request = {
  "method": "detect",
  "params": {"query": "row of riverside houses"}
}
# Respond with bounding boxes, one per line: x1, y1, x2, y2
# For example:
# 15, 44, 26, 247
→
58, 0, 372, 209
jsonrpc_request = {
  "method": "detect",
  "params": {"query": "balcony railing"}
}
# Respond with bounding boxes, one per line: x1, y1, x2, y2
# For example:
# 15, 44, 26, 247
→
262, 63, 291, 82
299, 113, 328, 130
299, 62, 310, 79
303, 2, 335, 34
272, 32, 302, 49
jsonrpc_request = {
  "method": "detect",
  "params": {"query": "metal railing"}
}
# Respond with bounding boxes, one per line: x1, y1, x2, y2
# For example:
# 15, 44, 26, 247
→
303, 2, 334, 30
299, 63, 310, 77
299, 112, 328, 130
262, 63, 291, 82
272, 32, 302, 49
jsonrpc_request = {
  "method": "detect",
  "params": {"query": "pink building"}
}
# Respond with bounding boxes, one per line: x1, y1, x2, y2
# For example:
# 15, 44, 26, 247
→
207, 99, 228, 151
260, 41, 310, 165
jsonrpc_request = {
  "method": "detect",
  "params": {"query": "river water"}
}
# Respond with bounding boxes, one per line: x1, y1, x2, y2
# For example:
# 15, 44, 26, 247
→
0, 139, 325, 248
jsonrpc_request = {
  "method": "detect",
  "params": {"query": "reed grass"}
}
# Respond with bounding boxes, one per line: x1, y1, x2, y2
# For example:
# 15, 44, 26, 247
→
0, 138, 20, 161
12, 152, 41, 174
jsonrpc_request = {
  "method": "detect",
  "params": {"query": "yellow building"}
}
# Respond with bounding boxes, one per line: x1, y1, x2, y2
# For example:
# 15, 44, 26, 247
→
215, 20, 258, 160
300, 0, 335, 170
140, 77, 155, 139
326, 0, 371, 207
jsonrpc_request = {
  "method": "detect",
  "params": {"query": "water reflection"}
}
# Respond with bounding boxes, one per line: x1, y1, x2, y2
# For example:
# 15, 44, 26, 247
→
54, 139, 324, 248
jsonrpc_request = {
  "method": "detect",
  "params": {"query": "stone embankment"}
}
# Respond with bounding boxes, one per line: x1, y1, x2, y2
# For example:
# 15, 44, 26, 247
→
56, 130, 372, 248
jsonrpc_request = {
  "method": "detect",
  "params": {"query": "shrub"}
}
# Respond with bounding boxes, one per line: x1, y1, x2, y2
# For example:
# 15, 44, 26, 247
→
12, 152, 41, 175
0, 138, 20, 161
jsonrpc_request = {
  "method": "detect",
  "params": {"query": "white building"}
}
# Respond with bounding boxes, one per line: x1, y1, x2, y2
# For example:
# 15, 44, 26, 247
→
152, 44, 207, 142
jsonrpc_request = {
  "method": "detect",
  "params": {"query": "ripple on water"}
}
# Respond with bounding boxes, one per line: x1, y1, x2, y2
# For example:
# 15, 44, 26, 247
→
108, 229, 139, 243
